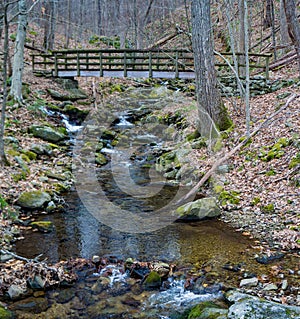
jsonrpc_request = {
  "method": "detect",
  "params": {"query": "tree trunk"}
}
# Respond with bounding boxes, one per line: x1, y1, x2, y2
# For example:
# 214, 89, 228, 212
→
10, 0, 27, 104
280, 0, 290, 54
0, 0, 10, 166
191, 0, 231, 139
283, 0, 300, 76
238, 0, 246, 77
264, 0, 273, 29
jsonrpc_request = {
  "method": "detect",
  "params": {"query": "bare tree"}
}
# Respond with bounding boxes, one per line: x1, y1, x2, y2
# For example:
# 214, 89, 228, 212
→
0, 0, 11, 166
280, 0, 290, 54
283, 0, 300, 76
191, 0, 231, 139
10, 0, 27, 104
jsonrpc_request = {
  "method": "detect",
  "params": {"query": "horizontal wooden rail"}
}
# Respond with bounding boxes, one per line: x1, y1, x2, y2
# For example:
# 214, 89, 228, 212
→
31, 49, 272, 79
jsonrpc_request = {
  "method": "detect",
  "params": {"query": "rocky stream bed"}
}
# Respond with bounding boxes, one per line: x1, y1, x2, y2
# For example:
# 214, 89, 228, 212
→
0, 83, 299, 318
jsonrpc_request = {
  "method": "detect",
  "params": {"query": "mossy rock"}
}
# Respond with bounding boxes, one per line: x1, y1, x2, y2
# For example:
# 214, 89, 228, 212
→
186, 130, 201, 141
53, 182, 71, 193
188, 301, 227, 319
95, 153, 107, 166
30, 125, 67, 143
22, 150, 37, 160
63, 104, 89, 122
17, 191, 51, 209
143, 271, 161, 289
0, 306, 14, 319
30, 221, 54, 233
176, 198, 221, 220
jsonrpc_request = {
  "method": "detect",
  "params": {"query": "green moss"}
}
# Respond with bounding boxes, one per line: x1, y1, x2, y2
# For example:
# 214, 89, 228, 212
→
7, 149, 20, 157
251, 197, 261, 206
218, 190, 240, 206
53, 182, 70, 193
30, 221, 54, 233
95, 153, 107, 166
22, 150, 37, 160
261, 203, 275, 213
289, 152, 300, 169
259, 138, 290, 162
143, 271, 161, 289
20, 153, 31, 163
265, 169, 276, 176
12, 171, 27, 182
213, 137, 223, 152
186, 130, 200, 141
0, 306, 14, 319
188, 301, 223, 319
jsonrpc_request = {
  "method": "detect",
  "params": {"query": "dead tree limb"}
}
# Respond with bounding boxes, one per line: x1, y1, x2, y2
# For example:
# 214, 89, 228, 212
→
177, 93, 299, 205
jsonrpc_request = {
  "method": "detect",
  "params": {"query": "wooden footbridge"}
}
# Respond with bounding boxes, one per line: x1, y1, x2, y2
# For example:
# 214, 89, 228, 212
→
31, 49, 272, 79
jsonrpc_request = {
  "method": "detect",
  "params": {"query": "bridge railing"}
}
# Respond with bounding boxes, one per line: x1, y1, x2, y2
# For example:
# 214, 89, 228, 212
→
31, 49, 272, 79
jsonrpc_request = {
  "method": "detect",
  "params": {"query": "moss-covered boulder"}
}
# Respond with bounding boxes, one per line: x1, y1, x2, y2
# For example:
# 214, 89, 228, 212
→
17, 190, 51, 209
30, 125, 67, 143
0, 306, 14, 319
187, 301, 228, 319
143, 271, 161, 289
176, 197, 221, 221
30, 221, 54, 233
95, 153, 107, 166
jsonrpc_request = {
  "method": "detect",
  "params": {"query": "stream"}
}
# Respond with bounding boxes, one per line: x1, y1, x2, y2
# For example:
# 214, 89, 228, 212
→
11, 87, 299, 318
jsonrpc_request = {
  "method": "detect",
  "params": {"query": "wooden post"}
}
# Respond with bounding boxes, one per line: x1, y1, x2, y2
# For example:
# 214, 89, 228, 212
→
32, 55, 35, 71
265, 55, 270, 80
175, 51, 179, 78
54, 53, 58, 77
77, 52, 80, 77
124, 51, 127, 77
86, 52, 89, 70
99, 52, 103, 77
149, 52, 153, 78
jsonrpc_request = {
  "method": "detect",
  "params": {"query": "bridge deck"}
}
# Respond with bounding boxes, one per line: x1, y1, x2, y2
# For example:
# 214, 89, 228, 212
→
31, 49, 272, 79
56, 70, 195, 79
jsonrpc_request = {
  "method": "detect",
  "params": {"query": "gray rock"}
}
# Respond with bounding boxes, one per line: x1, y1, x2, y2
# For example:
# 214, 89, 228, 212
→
7, 284, 27, 299
239, 277, 258, 288
17, 190, 51, 209
226, 290, 300, 319
30, 125, 66, 143
30, 143, 53, 156
176, 197, 221, 220
263, 283, 278, 291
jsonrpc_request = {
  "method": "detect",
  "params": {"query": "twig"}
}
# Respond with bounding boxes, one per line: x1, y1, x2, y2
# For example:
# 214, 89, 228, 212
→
0, 249, 43, 263
272, 164, 300, 184
177, 93, 299, 205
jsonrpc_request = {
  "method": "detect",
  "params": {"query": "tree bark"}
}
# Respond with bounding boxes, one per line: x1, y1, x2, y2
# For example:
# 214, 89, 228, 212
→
280, 0, 290, 54
191, 0, 231, 139
283, 0, 300, 77
0, 0, 10, 166
10, 0, 27, 104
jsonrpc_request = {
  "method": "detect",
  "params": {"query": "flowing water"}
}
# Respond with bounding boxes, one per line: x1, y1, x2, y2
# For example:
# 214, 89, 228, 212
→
11, 87, 299, 318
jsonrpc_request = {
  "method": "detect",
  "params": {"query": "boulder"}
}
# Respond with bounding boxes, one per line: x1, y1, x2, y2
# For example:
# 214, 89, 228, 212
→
176, 197, 221, 221
187, 301, 228, 319
225, 290, 300, 319
17, 190, 51, 209
7, 284, 27, 299
47, 88, 87, 101
30, 125, 66, 143
239, 277, 258, 288
143, 271, 161, 289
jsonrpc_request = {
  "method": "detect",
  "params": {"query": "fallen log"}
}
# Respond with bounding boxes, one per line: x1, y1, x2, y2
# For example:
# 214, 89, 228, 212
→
177, 93, 299, 204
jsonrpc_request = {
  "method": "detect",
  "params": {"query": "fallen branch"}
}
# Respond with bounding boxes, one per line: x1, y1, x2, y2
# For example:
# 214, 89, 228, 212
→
0, 249, 43, 263
177, 93, 299, 204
